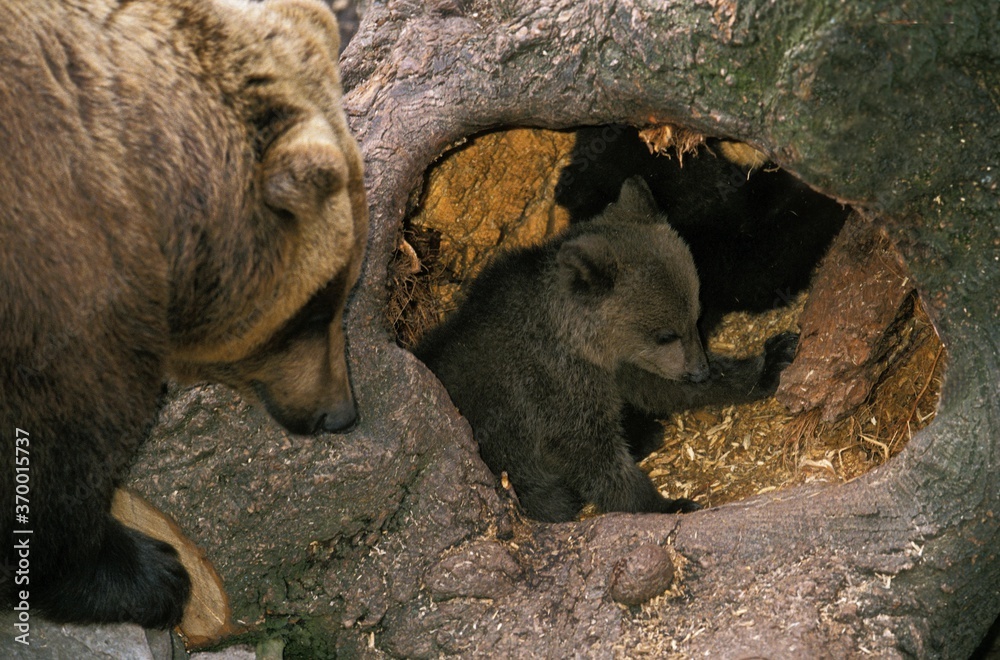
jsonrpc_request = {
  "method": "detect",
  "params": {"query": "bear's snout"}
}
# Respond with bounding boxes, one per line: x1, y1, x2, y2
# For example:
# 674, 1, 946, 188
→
317, 399, 357, 433
684, 363, 710, 383
250, 379, 357, 436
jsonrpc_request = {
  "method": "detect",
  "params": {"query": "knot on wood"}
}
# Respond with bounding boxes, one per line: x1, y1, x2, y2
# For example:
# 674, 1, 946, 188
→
425, 541, 523, 601
609, 542, 675, 606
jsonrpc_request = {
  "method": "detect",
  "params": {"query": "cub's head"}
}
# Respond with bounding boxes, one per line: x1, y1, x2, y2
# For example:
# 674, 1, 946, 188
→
168, 0, 367, 434
554, 177, 709, 383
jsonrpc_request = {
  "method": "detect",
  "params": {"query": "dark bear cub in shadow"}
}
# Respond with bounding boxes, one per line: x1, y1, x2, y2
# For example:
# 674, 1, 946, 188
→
415, 178, 798, 523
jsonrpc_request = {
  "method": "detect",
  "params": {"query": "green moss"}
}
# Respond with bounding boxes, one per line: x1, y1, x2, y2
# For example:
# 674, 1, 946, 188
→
280, 616, 341, 660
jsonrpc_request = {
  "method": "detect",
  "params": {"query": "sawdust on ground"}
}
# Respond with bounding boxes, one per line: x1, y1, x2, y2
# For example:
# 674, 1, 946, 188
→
635, 294, 944, 511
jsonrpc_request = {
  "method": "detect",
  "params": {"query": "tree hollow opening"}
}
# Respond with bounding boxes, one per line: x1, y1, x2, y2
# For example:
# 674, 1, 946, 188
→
386, 125, 946, 512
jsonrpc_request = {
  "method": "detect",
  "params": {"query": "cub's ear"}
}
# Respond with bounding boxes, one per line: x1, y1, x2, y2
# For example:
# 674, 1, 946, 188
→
262, 117, 347, 220
557, 234, 617, 294
612, 175, 660, 222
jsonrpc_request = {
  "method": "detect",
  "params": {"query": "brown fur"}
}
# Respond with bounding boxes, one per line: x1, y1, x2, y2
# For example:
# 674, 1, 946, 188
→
0, 0, 367, 627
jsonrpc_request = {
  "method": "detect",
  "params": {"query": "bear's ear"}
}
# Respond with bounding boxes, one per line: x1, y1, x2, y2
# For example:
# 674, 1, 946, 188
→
271, 0, 341, 59
262, 117, 347, 220
557, 234, 618, 295
612, 175, 660, 222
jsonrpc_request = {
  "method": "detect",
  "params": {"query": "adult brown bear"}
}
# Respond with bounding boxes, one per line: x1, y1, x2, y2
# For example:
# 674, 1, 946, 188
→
0, 0, 368, 628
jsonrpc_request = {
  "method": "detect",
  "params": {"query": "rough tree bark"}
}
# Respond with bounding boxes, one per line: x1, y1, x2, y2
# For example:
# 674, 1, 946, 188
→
123, 0, 998, 657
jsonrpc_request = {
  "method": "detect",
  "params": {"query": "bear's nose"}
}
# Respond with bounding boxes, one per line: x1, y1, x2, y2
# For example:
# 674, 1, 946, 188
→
317, 400, 357, 433
685, 365, 710, 384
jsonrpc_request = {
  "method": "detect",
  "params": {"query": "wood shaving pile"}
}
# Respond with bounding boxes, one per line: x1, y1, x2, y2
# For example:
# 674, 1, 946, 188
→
638, 294, 944, 511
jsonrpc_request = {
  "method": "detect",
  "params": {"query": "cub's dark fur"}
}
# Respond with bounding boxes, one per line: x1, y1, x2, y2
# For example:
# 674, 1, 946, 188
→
415, 178, 797, 522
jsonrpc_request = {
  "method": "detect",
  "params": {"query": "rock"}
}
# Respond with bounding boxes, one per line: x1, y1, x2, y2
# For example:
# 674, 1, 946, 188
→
0, 617, 186, 660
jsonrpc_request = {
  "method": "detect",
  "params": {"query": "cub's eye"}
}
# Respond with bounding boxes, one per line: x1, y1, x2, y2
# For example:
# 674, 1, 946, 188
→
655, 330, 680, 345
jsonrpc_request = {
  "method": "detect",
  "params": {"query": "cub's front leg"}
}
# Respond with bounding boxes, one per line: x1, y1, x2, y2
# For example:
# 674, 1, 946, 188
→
619, 331, 799, 417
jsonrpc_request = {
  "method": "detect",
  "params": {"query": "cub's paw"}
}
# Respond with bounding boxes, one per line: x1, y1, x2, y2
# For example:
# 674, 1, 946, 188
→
759, 331, 799, 393
39, 521, 191, 628
660, 497, 702, 514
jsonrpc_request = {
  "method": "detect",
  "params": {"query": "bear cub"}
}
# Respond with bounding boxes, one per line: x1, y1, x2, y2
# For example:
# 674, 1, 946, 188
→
415, 177, 797, 523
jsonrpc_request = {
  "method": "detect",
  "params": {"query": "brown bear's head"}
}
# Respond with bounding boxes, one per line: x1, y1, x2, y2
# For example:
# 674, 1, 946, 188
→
167, 0, 368, 435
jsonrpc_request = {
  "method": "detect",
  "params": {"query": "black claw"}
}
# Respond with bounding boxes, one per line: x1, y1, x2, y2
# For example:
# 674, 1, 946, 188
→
662, 497, 702, 513
759, 331, 799, 392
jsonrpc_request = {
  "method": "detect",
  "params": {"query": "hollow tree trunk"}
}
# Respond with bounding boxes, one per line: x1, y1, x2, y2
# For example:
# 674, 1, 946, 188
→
125, 0, 999, 657
337, 0, 1000, 655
